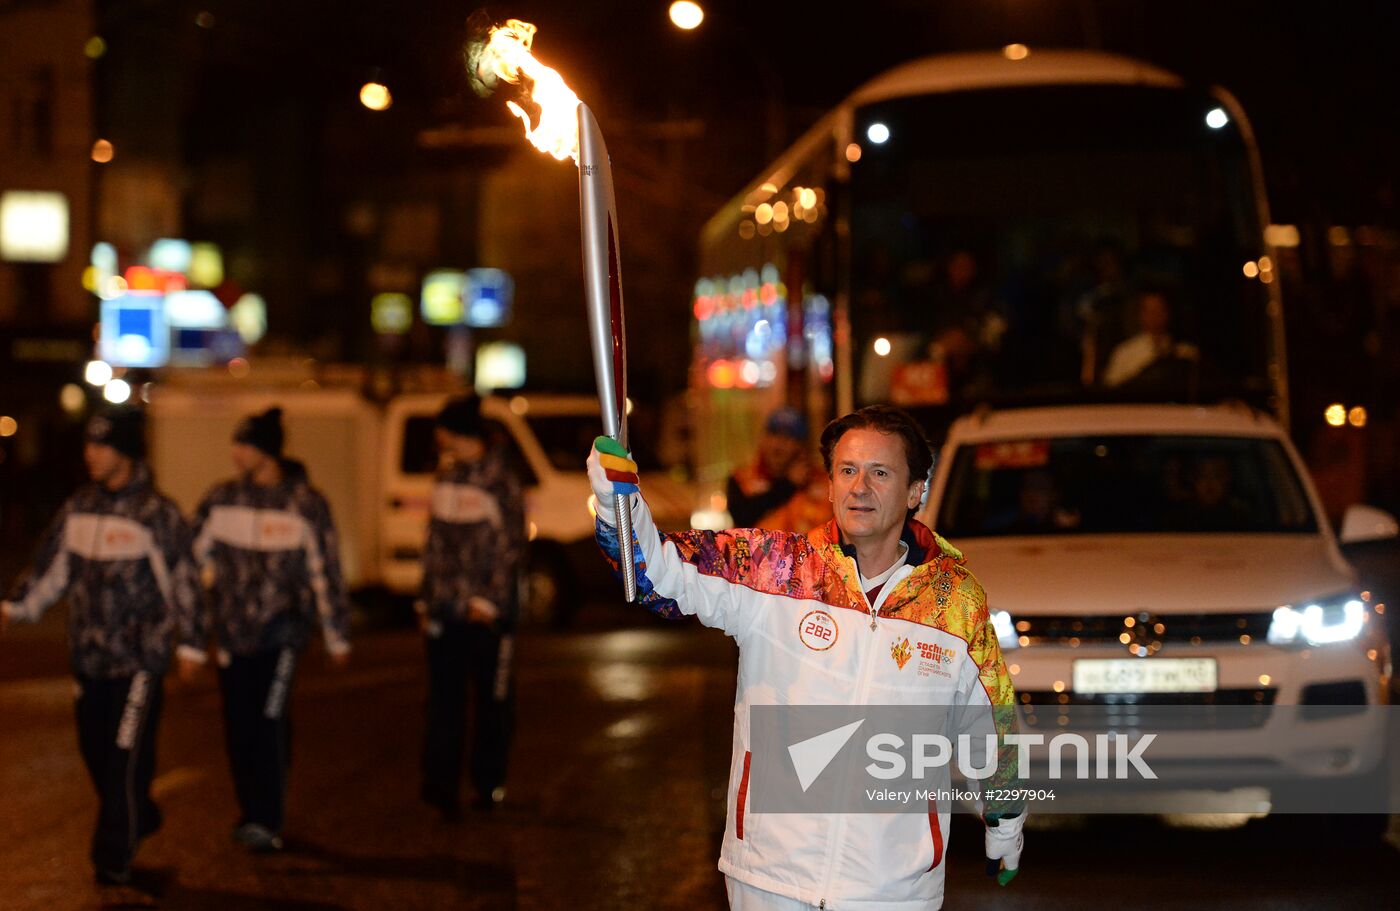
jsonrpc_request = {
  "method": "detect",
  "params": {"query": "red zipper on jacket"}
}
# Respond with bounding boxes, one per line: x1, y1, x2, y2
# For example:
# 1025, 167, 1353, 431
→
736, 750, 752, 840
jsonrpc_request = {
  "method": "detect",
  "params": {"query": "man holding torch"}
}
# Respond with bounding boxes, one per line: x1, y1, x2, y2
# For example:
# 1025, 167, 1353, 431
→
467, 18, 1023, 907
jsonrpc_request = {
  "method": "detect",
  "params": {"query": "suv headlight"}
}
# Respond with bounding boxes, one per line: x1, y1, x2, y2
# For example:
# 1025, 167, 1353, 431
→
992, 610, 1019, 650
1267, 594, 1367, 646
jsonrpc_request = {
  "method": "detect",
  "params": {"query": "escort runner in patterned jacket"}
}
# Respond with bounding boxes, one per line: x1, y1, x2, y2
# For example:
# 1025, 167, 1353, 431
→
589, 406, 1024, 911
1, 407, 203, 885
418, 396, 526, 817
191, 407, 350, 853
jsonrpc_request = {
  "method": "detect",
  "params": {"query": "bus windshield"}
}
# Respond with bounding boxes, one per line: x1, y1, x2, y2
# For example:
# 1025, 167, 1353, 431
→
850, 84, 1274, 415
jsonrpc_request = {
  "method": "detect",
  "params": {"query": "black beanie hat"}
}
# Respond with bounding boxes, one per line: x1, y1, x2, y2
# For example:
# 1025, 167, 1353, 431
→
86, 407, 146, 460
435, 396, 484, 438
234, 407, 284, 457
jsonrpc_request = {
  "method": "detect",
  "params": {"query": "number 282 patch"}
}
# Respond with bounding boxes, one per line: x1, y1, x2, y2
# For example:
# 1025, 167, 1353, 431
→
798, 609, 839, 651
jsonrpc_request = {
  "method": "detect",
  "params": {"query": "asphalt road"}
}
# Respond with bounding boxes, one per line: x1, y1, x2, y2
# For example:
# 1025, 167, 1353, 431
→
2, 604, 1399, 911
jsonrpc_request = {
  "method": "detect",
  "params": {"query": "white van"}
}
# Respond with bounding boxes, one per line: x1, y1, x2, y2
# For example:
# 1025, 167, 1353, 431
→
381, 392, 695, 624
920, 403, 1397, 831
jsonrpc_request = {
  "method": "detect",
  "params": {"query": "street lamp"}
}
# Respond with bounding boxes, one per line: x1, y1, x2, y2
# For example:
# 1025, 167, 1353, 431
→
359, 81, 392, 111
669, 1, 704, 30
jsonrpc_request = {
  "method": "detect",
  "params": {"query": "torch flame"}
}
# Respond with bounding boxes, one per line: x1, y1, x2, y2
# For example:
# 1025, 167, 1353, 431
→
478, 19, 580, 162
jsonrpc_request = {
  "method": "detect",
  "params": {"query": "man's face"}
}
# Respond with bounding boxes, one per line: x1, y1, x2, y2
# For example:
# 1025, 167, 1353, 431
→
436, 427, 485, 464
84, 442, 125, 486
232, 442, 268, 477
828, 429, 924, 547
1140, 293, 1170, 335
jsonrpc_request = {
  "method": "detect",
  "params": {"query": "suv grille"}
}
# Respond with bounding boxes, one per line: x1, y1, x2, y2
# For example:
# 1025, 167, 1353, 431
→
1014, 612, 1274, 647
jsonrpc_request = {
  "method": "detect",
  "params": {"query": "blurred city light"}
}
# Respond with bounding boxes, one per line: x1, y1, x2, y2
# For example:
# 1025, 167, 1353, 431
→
754, 203, 773, 225
1328, 226, 1352, 246
866, 122, 890, 144
84, 36, 106, 59
0, 191, 69, 263
60, 384, 86, 415
1002, 43, 1030, 61
149, 238, 193, 272
476, 342, 527, 392
1205, 107, 1229, 129
195, 11, 216, 29
797, 187, 818, 210
0, 416, 17, 438
231, 294, 267, 344
1349, 406, 1368, 428
360, 82, 393, 111
91, 139, 114, 163
84, 360, 113, 387
845, 143, 862, 162
668, 1, 704, 30
227, 357, 251, 379
1325, 404, 1347, 427
371, 293, 413, 334
1242, 261, 1259, 278
189, 242, 224, 287
103, 379, 132, 404
873, 337, 892, 357
1264, 224, 1300, 248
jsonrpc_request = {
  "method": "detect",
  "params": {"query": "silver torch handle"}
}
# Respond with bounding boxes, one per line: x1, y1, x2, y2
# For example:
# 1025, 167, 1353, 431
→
577, 103, 636, 601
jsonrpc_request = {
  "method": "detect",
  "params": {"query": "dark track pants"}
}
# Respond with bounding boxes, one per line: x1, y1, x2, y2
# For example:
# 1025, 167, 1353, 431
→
218, 648, 297, 832
75, 672, 164, 874
421, 622, 515, 808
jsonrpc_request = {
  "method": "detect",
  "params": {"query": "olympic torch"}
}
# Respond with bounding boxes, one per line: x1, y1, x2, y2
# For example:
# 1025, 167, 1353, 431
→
466, 17, 637, 600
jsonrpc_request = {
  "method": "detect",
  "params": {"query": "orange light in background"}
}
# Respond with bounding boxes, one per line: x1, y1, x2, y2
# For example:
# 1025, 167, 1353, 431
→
772, 201, 789, 222
1324, 404, 1347, 427
845, 143, 862, 163
1349, 406, 1368, 428
755, 203, 773, 225
738, 220, 756, 239
1258, 255, 1273, 273
359, 82, 392, 111
91, 139, 114, 163
0, 416, 17, 437
477, 19, 581, 162
1003, 43, 1030, 61
707, 359, 735, 389
1242, 261, 1259, 279
873, 337, 891, 357
797, 187, 818, 210
228, 357, 251, 379
84, 36, 106, 59
668, 1, 704, 30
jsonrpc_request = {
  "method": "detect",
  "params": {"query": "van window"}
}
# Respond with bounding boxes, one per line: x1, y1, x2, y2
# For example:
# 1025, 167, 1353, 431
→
400, 416, 538, 486
937, 434, 1318, 537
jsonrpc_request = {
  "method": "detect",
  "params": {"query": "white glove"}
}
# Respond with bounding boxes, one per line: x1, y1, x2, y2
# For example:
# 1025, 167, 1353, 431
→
586, 441, 638, 527
985, 812, 1025, 884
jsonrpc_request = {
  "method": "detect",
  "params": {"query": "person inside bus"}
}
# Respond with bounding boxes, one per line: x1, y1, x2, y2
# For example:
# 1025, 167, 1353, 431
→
726, 407, 811, 528
1102, 288, 1200, 388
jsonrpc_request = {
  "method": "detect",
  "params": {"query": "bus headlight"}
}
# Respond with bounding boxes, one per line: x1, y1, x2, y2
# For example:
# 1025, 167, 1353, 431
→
992, 610, 1018, 650
1267, 595, 1366, 646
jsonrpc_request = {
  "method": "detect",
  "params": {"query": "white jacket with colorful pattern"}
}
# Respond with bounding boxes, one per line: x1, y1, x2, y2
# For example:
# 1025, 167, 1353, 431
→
596, 495, 1018, 910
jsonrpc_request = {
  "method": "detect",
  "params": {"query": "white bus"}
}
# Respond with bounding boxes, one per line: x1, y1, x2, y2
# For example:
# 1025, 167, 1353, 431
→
690, 48, 1287, 495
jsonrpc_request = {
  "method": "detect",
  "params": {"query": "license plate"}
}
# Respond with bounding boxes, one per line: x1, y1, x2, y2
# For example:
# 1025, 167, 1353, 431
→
1072, 658, 1218, 694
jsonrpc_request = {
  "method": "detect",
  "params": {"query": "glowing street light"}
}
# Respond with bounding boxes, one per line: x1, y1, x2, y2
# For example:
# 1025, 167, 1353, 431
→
866, 122, 890, 144
359, 82, 392, 111
669, 1, 704, 30
103, 379, 132, 404
1205, 107, 1229, 129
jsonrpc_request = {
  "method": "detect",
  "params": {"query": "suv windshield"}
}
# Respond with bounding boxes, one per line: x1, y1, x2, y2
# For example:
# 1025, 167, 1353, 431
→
936, 434, 1317, 537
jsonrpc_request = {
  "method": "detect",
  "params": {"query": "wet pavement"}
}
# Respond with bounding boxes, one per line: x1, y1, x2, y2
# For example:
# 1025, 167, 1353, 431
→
2, 604, 1399, 910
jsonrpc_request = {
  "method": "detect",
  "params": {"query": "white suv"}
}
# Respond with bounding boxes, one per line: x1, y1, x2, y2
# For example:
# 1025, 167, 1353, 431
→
920, 403, 1396, 825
